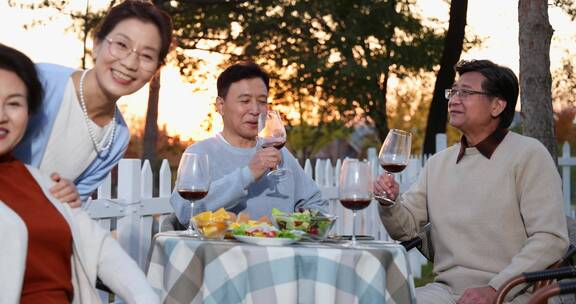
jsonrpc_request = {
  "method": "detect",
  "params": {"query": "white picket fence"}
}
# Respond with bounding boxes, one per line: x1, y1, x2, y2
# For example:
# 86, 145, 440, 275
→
82, 150, 419, 262
83, 136, 575, 301
560, 142, 576, 217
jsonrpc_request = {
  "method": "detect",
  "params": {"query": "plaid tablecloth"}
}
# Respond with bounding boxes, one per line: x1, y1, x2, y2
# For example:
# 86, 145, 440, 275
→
147, 232, 416, 304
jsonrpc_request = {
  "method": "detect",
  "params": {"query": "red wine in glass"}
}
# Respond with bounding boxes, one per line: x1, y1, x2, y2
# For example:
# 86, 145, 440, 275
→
176, 152, 211, 236
338, 159, 373, 247
376, 129, 412, 204
380, 163, 407, 173
339, 198, 372, 211
178, 189, 208, 201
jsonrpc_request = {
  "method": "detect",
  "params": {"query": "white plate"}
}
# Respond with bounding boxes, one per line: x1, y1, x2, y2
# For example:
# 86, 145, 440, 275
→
233, 235, 298, 246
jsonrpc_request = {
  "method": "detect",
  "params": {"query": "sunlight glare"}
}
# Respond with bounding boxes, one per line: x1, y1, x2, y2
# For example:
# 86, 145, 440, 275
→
119, 65, 221, 141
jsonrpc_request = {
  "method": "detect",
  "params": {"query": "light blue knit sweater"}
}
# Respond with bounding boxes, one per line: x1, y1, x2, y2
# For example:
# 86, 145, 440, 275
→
170, 134, 327, 225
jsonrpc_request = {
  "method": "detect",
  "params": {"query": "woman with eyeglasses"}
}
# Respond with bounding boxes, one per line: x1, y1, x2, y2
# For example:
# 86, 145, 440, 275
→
1, 43, 158, 304
13, 0, 173, 203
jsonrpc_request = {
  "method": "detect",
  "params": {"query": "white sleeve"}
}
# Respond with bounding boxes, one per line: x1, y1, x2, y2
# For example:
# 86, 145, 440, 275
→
72, 209, 159, 304
0, 202, 28, 304
96, 235, 159, 304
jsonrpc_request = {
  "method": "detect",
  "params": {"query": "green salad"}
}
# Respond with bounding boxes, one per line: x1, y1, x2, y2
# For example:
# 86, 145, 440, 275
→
230, 222, 299, 239
272, 208, 336, 238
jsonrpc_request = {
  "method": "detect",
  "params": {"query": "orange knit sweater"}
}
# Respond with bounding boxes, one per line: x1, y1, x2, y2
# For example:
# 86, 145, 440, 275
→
0, 154, 73, 303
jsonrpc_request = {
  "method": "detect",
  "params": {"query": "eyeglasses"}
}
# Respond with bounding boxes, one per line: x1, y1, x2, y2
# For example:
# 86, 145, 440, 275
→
445, 88, 490, 100
105, 37, 159, 72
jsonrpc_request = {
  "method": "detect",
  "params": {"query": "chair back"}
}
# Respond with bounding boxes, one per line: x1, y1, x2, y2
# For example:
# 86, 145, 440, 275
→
160, 213, 187, 232
400, 222, 434, 262
418, 222, 434, 262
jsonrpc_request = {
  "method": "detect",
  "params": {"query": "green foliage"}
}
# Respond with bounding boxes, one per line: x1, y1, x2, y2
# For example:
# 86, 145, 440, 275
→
285, 120, 352, 162
552, 52, 576, 109
165, 0, 446, 143
386, 72, 435, 155
553, 0, 576, 20
13, 0, 458, 156
414, 262, 435, 287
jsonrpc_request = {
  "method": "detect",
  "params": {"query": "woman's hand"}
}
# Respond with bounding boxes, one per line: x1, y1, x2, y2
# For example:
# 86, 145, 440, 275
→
50, 173, 82, 208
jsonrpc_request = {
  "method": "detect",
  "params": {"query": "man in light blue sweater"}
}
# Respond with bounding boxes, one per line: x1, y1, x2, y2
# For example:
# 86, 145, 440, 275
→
170, 62, 327, 225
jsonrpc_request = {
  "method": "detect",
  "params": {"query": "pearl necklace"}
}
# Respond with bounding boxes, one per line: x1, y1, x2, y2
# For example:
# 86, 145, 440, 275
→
79, 69, 117, 155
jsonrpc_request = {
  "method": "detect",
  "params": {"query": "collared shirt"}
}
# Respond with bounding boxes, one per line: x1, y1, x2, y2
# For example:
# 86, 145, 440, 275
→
456, 128, 509, 163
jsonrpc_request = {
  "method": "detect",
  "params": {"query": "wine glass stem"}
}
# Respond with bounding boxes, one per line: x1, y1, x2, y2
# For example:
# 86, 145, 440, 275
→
351, 210, 357, 246
187, 201, 197, 235
272, 155, 283, 172
386, 172, 394, 199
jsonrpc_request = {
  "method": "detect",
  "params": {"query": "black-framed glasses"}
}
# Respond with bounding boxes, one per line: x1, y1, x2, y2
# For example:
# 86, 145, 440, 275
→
445, 88, 490, 100
105, 37, 159, 72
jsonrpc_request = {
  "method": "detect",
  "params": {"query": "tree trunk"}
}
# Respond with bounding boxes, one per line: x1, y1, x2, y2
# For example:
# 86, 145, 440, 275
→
372, 0, 399, 143
143, 72, 160, 164
422, 0, 468, 155
375, 70, 390, 142
518, 0, 557, 161
81, 0, 90, 69
142, 0, 165, 172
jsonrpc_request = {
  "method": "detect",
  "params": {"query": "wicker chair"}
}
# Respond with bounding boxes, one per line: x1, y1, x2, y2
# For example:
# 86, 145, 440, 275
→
527, 279, 576, 304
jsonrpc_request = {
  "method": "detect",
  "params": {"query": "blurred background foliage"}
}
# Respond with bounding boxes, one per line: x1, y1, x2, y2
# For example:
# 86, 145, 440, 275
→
8, 0, 576, 165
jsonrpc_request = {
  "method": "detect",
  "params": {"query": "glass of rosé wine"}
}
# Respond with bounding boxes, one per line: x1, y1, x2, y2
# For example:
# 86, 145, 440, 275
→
258, 110, 289, 178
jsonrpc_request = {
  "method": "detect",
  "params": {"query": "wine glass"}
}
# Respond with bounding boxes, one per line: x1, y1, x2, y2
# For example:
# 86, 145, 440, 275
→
375, 129, 412, 204
258, 110, 289, 178
176, 152, 211, 236
339, 159, 373, 247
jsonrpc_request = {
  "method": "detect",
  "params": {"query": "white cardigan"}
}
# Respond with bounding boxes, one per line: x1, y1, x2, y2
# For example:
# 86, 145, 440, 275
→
0, 165, 159, 304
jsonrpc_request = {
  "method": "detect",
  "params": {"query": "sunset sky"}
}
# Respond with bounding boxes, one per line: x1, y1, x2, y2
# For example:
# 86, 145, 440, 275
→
1, 0, 574, 141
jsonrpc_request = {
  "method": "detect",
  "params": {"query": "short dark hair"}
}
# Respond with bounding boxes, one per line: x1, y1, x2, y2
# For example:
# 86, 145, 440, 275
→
217, 62, 270, 98
0, 44, 42, 114
455, 59, 519, 129
94, 0, 173, 67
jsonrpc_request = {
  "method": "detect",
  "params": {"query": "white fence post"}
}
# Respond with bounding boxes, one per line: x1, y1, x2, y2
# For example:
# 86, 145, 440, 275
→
333, 159, 344, 235
138, 160, 154, 269
559, 142, 575, 217
89, 172, 115, 304
116, 159, 142, 264
367, 148, 384, 240
314, 159, 325, 187
303, 159, 313, 178
88, 173, 114, 231
436, 133, 447, 152
158, 159, 174, 232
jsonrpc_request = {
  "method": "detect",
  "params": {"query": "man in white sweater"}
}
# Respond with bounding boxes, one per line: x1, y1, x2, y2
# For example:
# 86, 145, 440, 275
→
171, 62, 326, 225
374, 60, 568, 304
